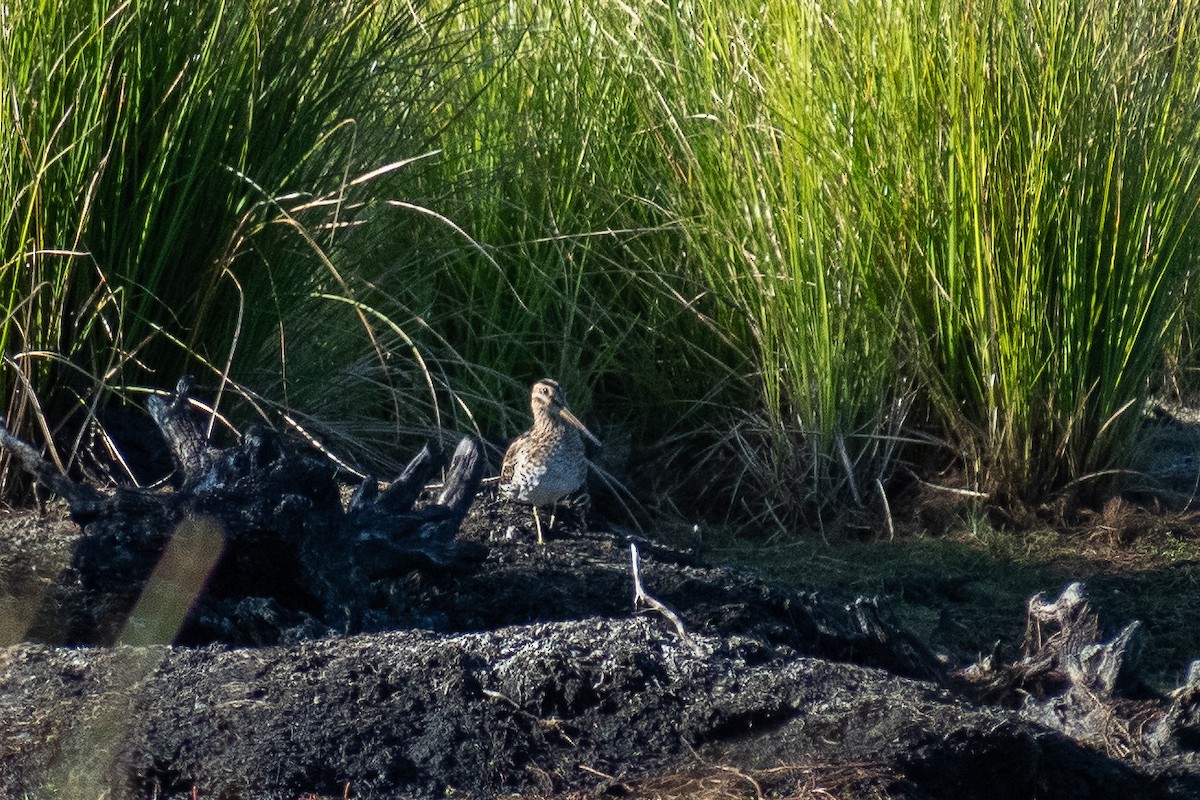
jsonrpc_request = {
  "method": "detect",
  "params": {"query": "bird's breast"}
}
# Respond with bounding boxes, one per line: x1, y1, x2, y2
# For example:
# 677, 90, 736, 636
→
499, 430, 586, 505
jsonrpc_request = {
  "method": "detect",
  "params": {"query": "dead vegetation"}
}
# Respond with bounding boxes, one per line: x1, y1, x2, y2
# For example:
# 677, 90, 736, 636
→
611, 758, 902, 800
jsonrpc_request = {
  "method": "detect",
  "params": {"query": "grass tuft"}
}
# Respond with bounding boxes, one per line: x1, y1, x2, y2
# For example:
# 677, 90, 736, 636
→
5, 0, 1200, 531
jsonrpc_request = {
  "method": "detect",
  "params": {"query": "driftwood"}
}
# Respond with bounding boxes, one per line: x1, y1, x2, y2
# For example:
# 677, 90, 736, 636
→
957, 581, 1200, 763
0, 377, 484, 645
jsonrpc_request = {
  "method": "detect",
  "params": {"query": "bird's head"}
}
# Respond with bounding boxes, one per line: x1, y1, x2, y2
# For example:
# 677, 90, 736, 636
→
530, 378, 601, 446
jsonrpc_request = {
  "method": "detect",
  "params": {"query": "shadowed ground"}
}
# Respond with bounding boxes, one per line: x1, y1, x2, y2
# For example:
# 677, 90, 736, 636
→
1, 493, 1199, 799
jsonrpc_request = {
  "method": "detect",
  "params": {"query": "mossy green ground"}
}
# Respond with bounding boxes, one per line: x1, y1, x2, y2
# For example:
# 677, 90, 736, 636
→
700, 519, 1200, 691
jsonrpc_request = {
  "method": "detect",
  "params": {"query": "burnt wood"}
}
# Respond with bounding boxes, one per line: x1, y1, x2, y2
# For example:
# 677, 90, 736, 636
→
957, 581, 1200, 763
3, 382, 1199, 799
0, 377, 484, 645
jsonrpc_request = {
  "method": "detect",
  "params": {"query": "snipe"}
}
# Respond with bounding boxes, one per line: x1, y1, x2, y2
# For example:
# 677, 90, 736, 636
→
499, 378, 600, 544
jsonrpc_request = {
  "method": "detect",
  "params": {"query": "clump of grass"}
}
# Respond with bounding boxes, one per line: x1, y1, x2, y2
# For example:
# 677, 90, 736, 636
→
353, 0, 1200, 530
353, 0, 907, 528
0, 0, 475, 483
869, 0, 1200, 500
7, 0, 1200, 532
347, 0, 745, 448
541, 0, 1200, 524
611, 0, 911, 528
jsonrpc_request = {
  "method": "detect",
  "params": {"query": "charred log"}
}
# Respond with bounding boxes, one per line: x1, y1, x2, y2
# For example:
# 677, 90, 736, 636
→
1, 499, 1199, 796
957, 582, 1200, 762
1150, 661, 1200, 756
1, 618, 1194, 800
4, 381, 1200, 799
1, 377, 484, 646
145, 376, 215, 487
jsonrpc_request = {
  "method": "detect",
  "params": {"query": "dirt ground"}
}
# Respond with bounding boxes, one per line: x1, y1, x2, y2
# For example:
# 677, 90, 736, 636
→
1, 483, 1199, 799
701, 508, 1200, 693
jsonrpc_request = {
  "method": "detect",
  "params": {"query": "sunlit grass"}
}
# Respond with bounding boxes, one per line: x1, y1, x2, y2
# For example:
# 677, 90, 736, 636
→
414, 0, 1200, 525
0, 0, 472, 483
4, 0, 1200, 530
869, 0, 1200, 498
393, 0, 743, 433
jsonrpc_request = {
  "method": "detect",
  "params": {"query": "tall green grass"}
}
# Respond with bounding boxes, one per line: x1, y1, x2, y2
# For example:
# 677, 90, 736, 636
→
866, 0, 1200, 498
616, 0, 912, 524
0, 0, 468, 484
400, 0, 1200, 524
4, 0, 1200, 530
414, 0, 742, 422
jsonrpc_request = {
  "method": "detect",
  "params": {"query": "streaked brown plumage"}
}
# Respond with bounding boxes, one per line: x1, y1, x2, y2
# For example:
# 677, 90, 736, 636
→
499, 378, 600, 544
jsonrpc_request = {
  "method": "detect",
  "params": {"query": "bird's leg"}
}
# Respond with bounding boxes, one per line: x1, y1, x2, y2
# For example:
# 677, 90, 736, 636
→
533, 506, 545, 546
547, 501, 559, 536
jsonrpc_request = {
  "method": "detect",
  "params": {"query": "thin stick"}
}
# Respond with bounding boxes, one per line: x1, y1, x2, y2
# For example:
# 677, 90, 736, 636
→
577, 764, 616, 781
875, 478, 895, 541
282, 413, 369, 479
835, 432, 862, 506
630, 543, 702, 655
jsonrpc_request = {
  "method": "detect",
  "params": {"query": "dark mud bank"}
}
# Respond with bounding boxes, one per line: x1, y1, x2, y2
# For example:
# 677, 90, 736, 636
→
0, 381, 1197, 799
2, 505, 1199, 799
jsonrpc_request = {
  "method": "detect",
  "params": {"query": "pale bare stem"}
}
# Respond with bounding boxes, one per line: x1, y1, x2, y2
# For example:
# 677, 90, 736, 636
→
207, 267, 246, 440
282, 414, 369, 480
225, 165, 401, 427
875, 478, 895, 541
629, 543, 702, 655
835, 432, 861, 506
346, 152, 441, 187
313, 293, 443, 430
385, 199, 529, 313
2, 354, 65, 474
914, 476, 990, 499
92, 424, 139, 486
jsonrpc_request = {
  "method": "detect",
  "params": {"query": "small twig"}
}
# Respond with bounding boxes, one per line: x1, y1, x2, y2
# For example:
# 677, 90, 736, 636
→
483, 689, 576, 745
630, 543, 703, 656
835, 433, 862, 506
577, 764, 616, 781
282, 414, 368, 480
482, 688, 521, 708
875, 478, 895, 541
913, 475, 989, 498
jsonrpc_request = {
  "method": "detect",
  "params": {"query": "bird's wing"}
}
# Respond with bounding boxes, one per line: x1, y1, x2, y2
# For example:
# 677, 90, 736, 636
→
498, 434, 527, 486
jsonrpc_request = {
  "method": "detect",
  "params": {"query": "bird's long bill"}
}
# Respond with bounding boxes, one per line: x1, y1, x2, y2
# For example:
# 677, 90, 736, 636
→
559, 407, 601, 446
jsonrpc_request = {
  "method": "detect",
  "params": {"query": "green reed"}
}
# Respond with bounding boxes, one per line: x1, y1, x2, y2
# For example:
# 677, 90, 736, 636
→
438, 0, 1200, 522
0, 0, 462, 482
5, 0, 1200, 527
